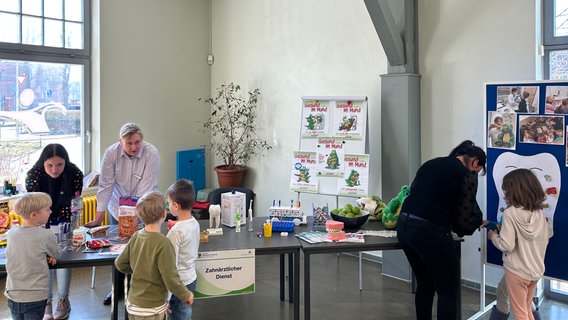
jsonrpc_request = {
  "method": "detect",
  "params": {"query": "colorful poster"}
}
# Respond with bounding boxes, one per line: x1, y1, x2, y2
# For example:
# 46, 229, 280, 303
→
195, 249, 255, 298
289, 151, 318, 193
337, 154, 369, 197
316, 140, 345, 177
301, 100, 330, 138
332, 100, 366, 140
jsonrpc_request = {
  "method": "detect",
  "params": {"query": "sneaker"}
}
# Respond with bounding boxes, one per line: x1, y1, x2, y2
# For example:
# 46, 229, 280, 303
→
43, 299, 53, 320
53, 295, 71, 320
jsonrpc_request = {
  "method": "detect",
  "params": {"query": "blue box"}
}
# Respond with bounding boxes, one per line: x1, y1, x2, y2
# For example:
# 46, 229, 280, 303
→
271, 221, 294, 232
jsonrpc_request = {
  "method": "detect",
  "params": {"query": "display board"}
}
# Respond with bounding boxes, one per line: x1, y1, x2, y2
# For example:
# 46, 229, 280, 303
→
290, 96, 369, 197
485, 82, 567, 281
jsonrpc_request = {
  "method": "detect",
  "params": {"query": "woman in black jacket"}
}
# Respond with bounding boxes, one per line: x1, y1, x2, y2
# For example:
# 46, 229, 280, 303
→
397, 140, 486, 320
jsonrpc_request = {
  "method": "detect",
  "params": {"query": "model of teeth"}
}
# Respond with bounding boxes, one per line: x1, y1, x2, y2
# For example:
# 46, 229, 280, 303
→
493, 152, 560, 237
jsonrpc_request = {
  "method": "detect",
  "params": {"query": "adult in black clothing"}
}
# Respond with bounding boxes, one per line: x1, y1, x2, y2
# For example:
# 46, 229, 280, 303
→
396, 140, 486, 320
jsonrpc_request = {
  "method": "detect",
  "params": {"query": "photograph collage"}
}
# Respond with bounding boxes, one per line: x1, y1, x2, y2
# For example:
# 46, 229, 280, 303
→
489, 85, 568, 166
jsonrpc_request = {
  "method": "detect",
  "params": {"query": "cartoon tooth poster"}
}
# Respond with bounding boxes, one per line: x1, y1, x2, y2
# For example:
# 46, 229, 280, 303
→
333, 100, 366, 140
301, 100, 330, 138
337, 154, 369, 197
289, 151, 318, 193
316, 137, 345, 178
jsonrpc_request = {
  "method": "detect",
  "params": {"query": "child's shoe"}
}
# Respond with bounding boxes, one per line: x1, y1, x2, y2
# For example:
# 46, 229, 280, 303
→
43, 299, 54, 320
53, 295, 71, 319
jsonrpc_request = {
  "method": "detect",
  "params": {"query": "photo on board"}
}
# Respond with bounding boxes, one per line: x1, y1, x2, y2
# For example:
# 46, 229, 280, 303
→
544, 85, 568, 114
519, 115, 565, 145
487, 111, 516, 149
496, 86, 539, 113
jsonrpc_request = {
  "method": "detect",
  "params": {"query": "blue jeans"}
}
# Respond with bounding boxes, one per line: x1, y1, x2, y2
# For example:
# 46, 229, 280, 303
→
397, 212, 459, 320
169, 280, 196, 320
7, 299, 47, 320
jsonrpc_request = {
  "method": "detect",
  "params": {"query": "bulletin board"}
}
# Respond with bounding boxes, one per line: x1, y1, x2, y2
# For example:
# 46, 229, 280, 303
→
289, 96, 370, 197
485, 81, 567, 281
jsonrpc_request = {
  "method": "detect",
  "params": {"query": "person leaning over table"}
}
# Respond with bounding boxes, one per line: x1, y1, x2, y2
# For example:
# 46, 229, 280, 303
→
25, 143, 83, 320
396, 140, 486, 320
84, 122, 160, 305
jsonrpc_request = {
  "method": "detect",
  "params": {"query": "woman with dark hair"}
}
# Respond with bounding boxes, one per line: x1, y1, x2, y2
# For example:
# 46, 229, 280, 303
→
26, 143, 83, 320
397, 140, 486, 320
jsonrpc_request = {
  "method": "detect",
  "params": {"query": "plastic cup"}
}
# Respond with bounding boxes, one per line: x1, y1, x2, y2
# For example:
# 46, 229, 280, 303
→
263, 223, 272, 238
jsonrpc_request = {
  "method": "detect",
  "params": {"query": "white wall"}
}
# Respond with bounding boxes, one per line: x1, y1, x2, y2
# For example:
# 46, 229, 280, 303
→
210, 0, 386, 215
94, 0, 211, 189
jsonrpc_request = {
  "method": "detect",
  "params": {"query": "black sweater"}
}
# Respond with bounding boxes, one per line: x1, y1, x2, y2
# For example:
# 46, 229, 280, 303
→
401, 156, 482, 237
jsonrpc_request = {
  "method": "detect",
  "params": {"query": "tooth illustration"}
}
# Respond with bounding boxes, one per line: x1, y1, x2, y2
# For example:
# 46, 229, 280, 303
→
493, 152, 560, 237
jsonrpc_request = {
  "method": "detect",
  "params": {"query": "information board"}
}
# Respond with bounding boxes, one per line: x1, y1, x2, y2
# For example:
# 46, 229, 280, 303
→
485, 82, 567, 281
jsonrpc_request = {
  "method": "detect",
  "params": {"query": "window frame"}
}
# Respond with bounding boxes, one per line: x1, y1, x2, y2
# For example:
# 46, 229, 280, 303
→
543, 0, 568, 302
0, 0, 91, 174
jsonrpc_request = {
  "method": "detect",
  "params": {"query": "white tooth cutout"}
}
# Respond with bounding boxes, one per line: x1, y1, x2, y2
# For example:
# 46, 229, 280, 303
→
493, 152, 560, 237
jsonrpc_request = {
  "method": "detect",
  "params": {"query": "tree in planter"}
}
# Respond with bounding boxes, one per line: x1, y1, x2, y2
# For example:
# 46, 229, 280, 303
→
200, 83, 272, 186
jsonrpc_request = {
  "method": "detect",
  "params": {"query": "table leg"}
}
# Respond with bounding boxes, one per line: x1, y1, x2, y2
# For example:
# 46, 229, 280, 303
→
288, 252, 293, 303
111, 266, 119, 320
280, 254, 285, 301
293, 250, 300, 320
304, 252, 311, 320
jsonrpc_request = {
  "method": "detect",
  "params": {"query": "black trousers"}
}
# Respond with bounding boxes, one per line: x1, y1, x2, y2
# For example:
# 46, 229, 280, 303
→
397, 212, 459, 320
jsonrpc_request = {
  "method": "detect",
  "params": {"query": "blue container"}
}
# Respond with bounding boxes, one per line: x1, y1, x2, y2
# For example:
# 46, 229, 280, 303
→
271, 221, 294, 232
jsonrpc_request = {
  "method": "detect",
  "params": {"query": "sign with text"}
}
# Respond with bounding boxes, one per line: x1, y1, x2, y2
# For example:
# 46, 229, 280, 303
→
195, 249, 255, 298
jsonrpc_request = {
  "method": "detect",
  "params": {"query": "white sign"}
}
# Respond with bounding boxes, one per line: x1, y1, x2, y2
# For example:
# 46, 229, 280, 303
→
195, 249, 255, 298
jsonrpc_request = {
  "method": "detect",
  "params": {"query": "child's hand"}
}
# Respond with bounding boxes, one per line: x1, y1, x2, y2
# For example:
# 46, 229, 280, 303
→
167, 302, 172, 314
46, 256, 57, 265
484, 220, 500, 231
186, 292, 194, 306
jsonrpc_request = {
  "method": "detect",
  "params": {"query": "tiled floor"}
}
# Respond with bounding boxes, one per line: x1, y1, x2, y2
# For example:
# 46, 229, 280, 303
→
1, 253, 566, 319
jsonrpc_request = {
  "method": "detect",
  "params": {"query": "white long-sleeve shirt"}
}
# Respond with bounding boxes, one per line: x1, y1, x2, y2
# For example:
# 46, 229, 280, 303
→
96, 141, 160, 220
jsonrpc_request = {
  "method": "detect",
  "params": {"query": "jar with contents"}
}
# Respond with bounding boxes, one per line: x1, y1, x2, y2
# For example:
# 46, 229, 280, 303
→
72, 229, 86, 246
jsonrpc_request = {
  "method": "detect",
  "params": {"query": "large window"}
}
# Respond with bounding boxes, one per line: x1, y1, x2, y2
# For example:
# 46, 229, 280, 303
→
543, 0, 568, 301
0, 0, 90, 191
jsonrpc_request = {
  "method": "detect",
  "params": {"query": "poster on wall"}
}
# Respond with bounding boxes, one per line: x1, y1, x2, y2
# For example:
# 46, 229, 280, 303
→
316, 137, 345, 177
337, 154, 369, 197
332, 100, 366, 140
485, 81, 567, 281
301, 100, 331, 138
289, 151, 318, 193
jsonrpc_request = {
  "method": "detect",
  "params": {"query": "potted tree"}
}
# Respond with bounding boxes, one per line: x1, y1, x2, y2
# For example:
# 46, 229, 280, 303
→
200, 83, 272, 187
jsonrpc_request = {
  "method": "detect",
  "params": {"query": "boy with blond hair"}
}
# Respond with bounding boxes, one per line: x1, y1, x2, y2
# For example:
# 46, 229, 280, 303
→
4, 192, 62, 319
165, 179, 200, 319
115, 191, 194, 319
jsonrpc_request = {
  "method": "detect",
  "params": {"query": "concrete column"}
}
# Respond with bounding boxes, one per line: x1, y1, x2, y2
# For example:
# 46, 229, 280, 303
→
380, 73, 420, 281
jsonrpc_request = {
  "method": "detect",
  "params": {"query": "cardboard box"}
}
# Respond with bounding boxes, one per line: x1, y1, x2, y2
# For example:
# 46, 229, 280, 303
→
221, 191, 246, 227
118, 205, 138, 238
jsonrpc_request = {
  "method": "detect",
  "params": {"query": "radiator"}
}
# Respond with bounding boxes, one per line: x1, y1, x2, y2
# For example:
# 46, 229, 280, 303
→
81, 195, 109, 226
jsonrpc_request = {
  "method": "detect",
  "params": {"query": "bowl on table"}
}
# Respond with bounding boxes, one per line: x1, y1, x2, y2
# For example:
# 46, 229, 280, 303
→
330, 211, 370, 231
